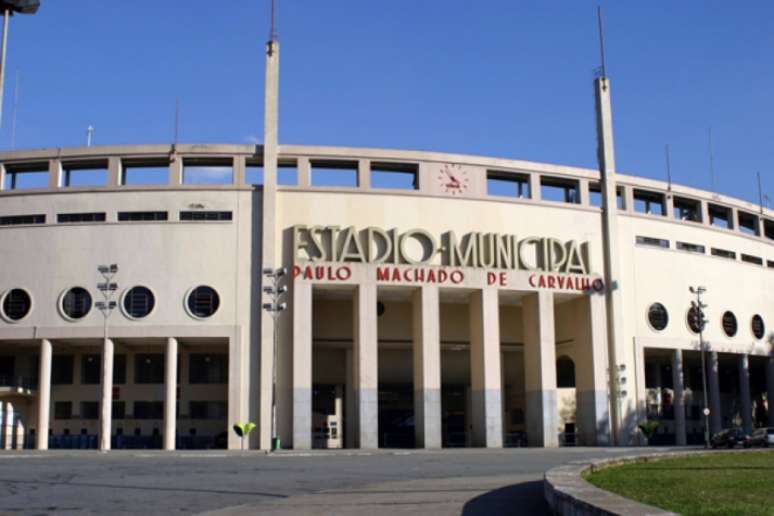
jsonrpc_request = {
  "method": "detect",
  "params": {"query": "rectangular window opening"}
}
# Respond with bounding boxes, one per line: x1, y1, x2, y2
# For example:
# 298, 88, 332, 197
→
371, 162, 418, 190
673, 196, 701, 222
54, 401, 72, 420
278, 160, 298, 185
118, 211, 168, 222
0, 214, 45, 226
741, 253, 763, 265
62, 161, 108, 187
487, 171, 529, 198
708, 204, 732, 229
676, 241, 706, 254
182, 159, 234, 185
133, 401, 164, 420
189, 354, 228, 384
589, 183, 624, 209
134, 354, 165, 384
121, 161, 170, 186
180, 211, 232, 222
635, 236, 669, 248
80, 401, 99, 420
310, 160, 358, 188
738, 211, 759, 236
711, 248, 736, 260
540, 177, 579, 204
57, 212, 106, 224
633, 189, 666, 216
246, 160, 264, 185
4, 163, 48, 190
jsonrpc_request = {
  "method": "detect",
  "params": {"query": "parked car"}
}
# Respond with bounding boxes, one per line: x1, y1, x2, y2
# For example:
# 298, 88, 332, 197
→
749, 427, 774, 448
710, 428, 750, 449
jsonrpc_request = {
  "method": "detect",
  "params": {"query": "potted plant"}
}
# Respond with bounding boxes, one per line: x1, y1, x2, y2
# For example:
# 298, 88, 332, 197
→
233, 421, 256, 451
638, 420, 660, 445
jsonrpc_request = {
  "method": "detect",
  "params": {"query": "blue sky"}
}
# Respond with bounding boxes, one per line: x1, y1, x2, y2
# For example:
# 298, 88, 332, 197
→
2, 1, 773, 203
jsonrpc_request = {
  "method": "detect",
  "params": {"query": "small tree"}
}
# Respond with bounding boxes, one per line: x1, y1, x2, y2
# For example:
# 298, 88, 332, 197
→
233, 421, 256, 451
638, 420, 660, 445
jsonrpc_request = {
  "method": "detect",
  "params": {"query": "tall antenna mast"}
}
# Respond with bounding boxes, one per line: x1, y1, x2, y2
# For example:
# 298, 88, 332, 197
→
86, 125, 94, 146
10, 68, 18, 149
174, 98, 180, 145
664, 144, 673, 191
270, 0, 277, 42
757, 172, 764, 214
708, 127, 716, 191
597, 6, 607, 78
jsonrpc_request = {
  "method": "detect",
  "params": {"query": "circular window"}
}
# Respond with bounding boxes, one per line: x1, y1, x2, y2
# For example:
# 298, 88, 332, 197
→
687, 306, 702, 334
1, 288, 32, 322
648, 303, 669, 331
722, 311, 737, 337
186, 286, 220, 319
751, 314, 765, 340
122, 286, 155, 319
61, 287, 92, 320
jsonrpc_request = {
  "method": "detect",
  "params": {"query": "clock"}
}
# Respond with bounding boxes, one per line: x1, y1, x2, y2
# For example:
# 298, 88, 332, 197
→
437, 163, 470, 196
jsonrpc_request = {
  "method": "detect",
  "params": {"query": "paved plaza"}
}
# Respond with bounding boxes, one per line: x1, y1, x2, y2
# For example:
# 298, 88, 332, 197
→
0, 447, 679, 515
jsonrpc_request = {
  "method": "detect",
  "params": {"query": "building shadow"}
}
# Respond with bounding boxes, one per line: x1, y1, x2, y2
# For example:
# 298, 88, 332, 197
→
460, 480, 550, 516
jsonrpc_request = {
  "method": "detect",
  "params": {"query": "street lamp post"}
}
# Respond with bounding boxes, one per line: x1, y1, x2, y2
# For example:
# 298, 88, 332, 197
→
262, 267, 287, 451
0, 1, 40, 129
689, 286, 710, 448
96, 264, 118, 451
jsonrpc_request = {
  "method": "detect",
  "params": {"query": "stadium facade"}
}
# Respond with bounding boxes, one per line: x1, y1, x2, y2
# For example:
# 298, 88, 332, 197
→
1, 36, 773, 452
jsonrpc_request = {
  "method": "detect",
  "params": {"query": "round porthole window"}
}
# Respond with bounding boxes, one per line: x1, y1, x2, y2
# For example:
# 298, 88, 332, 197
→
122, 286, 155, 319
721, 311, 737, 337
751, 314, 765, 340
1, 288, 32, 322
648, 303, 669, 331
61, 287, 92, 320
186, 286, 220, 319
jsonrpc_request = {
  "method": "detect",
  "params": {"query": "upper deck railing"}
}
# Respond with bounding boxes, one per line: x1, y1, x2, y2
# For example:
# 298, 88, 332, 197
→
0, 143, 772, 243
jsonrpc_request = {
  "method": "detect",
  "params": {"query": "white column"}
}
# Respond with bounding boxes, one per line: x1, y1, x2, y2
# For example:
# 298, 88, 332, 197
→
671, 349, 687, 446
522, 291, 558, 447
37, 338, 52, 450
738, 354, 752, 435
226, 333, 244, 450
164, 337, 178, 451
99, 338, 114, 451
469, 289, 502, 448
707, 351, 722, 434
353, 282, 378, 449
575, 295, 610, 446
768, 357, 774, 425
292, 281, 312, 450
412, 286, 441, 449
345, 348, 355, 449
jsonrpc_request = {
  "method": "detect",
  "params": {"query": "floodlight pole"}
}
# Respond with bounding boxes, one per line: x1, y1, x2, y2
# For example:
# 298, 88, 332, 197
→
690, 286, 710, 448
97, 264, 119, 451
262, 267, 287, 451
0, 9, 10, 129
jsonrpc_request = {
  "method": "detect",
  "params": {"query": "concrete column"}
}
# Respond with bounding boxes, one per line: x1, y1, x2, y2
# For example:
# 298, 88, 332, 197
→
297, 157, 311, 187
767, 357, 774, 425
36, 338, 52, 450
707, 351, 722, 434
99, 338, 115, 451
701, 200, 711, 227
232, 155, 246, 185
107, 157, 122, 186
671, 349, 687, 446
226, 333, 245, 450
168, 155, 182, 185
728, 207, 738, 231
0, 163, 6, 191
1, 401, 9, 449
292, 281, 312, 449
164, 337, 178, 450
469, 289, 503, 448
522, 291, 558, 447
412, 286, 441, 449
575, 295, 610, 446
578, 179, 590, 206
345, 348, 355, 449
621, 185, 634, 212
665, 194, 675, 219
48, 159, 62, 188
358, 159, 370, 189
529, 174, 541, 201
738, 354, 753, 435
353, 282, 378, 449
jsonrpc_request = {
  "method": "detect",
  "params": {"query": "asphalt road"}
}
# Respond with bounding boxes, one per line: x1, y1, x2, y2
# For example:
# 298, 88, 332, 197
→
0, 447, 675, 516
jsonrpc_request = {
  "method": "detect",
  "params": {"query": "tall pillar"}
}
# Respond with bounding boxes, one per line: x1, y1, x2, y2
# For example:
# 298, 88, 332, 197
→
412, 286, 441, 448
522, 291, 558, 447
345, 348, 355, 449
469, 289, 502, 448
258, 31, 281, 452
595, 71, 626, 445
575, 295, 610, 446
707, 351, 722, 434
164, 337, 178, 451
99, 338, 114, 451
353, 282, 378, 449
292, 281, 312, 449
37, 338, 52, 450
738, 354, 753, 435
768, 356, 774, 425
671, 349, 687, 446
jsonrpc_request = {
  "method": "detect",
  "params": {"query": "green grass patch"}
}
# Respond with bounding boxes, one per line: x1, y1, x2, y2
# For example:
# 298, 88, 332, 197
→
584, 451, 774, 516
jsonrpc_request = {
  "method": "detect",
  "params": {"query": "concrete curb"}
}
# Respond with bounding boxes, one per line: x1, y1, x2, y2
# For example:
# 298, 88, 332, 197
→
543, 450, 717, 516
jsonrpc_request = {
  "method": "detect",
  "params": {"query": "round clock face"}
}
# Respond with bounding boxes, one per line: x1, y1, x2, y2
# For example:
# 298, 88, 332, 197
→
437, 163, 470, 196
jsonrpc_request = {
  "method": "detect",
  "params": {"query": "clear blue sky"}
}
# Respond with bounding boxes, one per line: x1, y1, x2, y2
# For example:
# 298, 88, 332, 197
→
3, 1, 773, 203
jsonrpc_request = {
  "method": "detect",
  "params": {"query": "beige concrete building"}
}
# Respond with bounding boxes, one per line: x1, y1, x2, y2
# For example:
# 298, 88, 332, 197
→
1, 38, 773, 452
